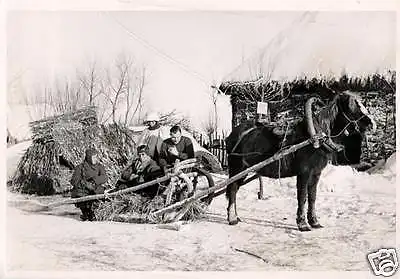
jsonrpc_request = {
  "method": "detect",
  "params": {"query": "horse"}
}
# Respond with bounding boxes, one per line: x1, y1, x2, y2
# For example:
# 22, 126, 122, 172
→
225, 92, 376, 231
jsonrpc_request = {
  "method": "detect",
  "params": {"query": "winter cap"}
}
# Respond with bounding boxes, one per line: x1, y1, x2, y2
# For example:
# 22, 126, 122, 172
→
137, 145, 150, 155
145, 112, 160, 123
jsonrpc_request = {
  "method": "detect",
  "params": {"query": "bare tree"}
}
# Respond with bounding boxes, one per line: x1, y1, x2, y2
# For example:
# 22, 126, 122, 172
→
124, 64, 146, 126
101, 54, 147, 126
49, 77, 83, 114
77, 60, 103, 106
16, 53, 147, 126
102, 58, 129, 123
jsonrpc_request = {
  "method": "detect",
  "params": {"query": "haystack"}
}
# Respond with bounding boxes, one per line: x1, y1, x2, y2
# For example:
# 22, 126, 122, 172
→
10, 107, 137, 196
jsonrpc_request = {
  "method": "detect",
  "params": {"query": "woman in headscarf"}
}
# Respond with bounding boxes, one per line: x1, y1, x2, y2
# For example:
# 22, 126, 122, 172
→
70, 148, 107, 221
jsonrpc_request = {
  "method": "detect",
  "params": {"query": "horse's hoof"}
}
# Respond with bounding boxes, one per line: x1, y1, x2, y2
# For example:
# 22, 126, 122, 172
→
310, 223, 324, 229
298, 224, 312, 232
228, 219, 239, 225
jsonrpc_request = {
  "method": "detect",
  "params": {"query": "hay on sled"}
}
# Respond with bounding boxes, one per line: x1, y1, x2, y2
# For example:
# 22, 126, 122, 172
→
11, 106, 137, 195
94, 192, 208, 224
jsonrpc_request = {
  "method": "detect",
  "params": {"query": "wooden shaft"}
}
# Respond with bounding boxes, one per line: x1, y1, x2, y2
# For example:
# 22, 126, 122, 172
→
211, 172, 260, 198
152, 137, 318, 216
46, 159, 200, 207
47, 173, 175, 207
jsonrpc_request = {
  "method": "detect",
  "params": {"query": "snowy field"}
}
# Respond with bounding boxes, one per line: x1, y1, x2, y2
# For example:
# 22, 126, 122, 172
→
5, 141, 396, 271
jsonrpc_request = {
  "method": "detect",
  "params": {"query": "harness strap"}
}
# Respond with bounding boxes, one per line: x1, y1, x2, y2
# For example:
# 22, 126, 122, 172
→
229, 127, 258, 155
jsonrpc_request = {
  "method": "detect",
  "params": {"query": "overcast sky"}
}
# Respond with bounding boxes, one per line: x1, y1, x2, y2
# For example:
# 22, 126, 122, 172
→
7, 11, 396, 132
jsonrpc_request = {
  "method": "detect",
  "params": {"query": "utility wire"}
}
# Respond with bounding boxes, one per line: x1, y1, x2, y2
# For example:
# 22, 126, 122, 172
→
222, 12, 318, 82
102, 11, 213, 99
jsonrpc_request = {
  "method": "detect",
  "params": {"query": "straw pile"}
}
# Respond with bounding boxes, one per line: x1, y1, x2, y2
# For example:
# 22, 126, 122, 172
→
95, 191, 208, 224
30, 107, 98, 143
10, 106, 137, 195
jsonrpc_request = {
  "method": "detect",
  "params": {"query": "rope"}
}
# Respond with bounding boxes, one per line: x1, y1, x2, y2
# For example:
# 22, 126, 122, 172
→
330, 114, 366, 138
277, 123, 290, 187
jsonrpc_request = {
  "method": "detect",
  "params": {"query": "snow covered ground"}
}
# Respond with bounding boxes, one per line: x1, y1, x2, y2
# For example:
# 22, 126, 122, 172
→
5, 142, 396, 272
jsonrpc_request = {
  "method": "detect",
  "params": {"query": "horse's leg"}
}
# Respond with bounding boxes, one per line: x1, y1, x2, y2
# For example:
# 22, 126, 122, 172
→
296, 173, 311, 232
307, 172, 323, 229
226, 181, 240, 225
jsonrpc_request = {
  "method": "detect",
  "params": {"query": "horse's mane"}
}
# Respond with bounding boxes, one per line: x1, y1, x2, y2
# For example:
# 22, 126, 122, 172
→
313, 94, 341, 135
313, 90, 362, 135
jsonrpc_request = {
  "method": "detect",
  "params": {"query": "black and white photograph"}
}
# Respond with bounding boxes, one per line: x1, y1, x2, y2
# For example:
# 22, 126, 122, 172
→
4, 1, 397, 276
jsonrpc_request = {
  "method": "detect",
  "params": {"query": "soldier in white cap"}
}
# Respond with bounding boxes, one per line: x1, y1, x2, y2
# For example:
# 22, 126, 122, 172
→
138, 112, 170, 163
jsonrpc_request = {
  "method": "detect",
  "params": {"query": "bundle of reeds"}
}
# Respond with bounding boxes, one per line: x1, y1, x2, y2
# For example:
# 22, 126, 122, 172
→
30, 106, 98, 143
11, 107, 137, 195
11, 141, 61, 195
95, 193, 147, 221
159, 110, 193, 133
96, 124, 137, 188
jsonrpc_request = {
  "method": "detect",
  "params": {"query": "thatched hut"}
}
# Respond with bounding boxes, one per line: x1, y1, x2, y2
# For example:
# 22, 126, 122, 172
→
218, 73, 396, 165
11, 107, 137, 195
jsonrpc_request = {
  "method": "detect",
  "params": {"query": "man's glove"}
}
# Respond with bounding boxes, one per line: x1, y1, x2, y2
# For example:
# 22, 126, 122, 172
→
84, 180, 96, 192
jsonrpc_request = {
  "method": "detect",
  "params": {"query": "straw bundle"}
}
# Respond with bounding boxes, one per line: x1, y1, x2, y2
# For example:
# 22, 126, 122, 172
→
96, 124, 137, 188
11, 107, 137, 195
94, 190, 208, 224
30, 106, 98, 143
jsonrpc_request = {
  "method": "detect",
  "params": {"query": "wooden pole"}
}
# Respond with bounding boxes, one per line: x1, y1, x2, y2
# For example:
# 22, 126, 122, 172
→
19, 160, 199, 212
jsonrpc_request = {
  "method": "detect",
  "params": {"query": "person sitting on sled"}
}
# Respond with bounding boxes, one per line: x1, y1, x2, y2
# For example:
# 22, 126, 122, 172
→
158, 125, 195, 173
117, 145, 164, 198
70, 148, 107, 221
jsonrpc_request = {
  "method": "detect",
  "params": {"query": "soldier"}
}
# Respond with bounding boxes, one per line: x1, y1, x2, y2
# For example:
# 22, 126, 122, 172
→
118, 145, 164, 198
70, 148, 107, 221
137, 112, 169, 163
158, 125, 195, 173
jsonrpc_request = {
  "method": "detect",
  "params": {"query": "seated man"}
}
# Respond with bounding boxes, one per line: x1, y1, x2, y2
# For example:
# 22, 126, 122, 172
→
117, 145, 164, 198
70, 148, 107, 221
158, 125, 195, 173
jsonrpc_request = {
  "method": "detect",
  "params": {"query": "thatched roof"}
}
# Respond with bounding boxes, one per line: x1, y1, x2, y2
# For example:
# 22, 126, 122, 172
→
219, 73, 395, 123
218, 73, 396, 165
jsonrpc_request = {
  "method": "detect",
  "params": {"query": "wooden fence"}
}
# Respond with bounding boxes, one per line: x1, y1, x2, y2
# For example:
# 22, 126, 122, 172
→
197, 132, 228, 169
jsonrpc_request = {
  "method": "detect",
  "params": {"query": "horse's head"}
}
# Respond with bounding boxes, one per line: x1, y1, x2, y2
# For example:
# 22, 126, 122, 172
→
305, 93, 376, 150
336, 92, 376, 135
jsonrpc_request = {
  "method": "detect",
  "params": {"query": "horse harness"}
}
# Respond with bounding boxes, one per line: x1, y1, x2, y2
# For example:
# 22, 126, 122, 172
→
228, 124, 293, 168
